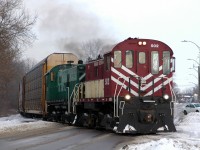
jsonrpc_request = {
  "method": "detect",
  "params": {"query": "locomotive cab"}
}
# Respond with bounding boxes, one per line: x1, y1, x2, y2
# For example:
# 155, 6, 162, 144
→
107, 38, 176, 133
45, 63, 86, 122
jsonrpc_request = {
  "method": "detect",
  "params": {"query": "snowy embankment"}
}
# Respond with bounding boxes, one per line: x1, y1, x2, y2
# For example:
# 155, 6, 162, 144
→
126, 112, 200, 150
0, 114, 57, 135
126, 103, 200, 150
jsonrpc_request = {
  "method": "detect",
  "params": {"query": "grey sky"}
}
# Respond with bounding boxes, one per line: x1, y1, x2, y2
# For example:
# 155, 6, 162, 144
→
23, 0, 200, 90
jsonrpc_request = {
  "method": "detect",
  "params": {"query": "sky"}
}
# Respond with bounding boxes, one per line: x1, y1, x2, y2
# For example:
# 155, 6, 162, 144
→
1, 104, 200, 149
23, 0, 200, 90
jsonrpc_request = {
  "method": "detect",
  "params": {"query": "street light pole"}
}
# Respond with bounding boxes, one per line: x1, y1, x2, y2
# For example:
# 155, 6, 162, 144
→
182, 40, 200, 102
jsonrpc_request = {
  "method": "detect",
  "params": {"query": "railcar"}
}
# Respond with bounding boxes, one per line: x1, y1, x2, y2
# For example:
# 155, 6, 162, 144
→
18, 53, 78, 117
73, 37, 176, 133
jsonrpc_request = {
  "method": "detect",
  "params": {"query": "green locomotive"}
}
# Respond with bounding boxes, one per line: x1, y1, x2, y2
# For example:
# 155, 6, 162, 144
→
45, 62, 85, 122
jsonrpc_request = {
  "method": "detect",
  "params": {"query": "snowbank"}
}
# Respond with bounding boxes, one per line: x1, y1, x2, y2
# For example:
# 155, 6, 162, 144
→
122, 103, 200, 150
127, 138, 199, 150
0, 114, 56, 134
176, 112, 200, 138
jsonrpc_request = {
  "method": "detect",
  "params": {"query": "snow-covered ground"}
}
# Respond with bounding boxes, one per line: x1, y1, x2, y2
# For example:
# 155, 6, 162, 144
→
0, 114, 57, 135
0, 103, 200, 150
126, 103, 200, 150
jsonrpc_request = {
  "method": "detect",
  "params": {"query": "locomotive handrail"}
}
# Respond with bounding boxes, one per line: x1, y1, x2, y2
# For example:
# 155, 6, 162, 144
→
70, 83, 79, 100
162, 76, 177, 103
74, 84, 81, 114
69, 83, 80, 114
119, 101, 125, 115
163, 76, 177, 116
66, 87, 70, 113
114, 77, 126, 117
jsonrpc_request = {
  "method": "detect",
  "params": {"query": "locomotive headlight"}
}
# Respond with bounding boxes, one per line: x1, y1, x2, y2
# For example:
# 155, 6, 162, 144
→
125, 94, 131, 100
138, 41, 142, 45
138, 41, 146, 46
163, 94, 169, 100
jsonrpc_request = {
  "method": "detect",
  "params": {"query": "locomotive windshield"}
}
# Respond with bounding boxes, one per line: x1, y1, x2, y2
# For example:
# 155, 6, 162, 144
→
139, 52, 146, 64
163, 51, 170, 75
125, 50, 133, 68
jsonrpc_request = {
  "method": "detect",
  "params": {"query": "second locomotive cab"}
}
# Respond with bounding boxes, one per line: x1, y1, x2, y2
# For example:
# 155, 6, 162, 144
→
45, 61, 85, 122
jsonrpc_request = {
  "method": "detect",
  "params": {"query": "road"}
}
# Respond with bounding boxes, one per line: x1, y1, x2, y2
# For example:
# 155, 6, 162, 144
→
0, 124, 143, 150
0, 104, 193, 150
1, 121, 199, 150
1, 123, 180, 150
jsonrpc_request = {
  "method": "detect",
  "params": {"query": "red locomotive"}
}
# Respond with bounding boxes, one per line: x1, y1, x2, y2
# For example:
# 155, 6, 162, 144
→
76, 37, 176, 133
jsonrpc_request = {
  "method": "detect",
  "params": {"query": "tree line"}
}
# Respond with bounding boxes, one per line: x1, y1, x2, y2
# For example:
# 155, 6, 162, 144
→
0, 0, 112, 117
0, 0, 36, 116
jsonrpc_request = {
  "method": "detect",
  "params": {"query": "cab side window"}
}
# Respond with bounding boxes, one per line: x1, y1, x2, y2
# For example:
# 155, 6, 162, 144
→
105, 56, 110, 71
114, 51, 122, 68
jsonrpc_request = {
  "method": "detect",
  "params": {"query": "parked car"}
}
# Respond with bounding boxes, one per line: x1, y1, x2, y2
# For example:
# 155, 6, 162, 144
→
183, 103, 200, 115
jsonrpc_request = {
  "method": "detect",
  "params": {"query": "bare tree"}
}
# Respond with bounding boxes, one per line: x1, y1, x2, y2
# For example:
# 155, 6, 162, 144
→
61, 38, 115, 62
21, 57, 37, 73
80, 39, 115, 61
0, 0, 36, 116
81, 39, 103, 59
